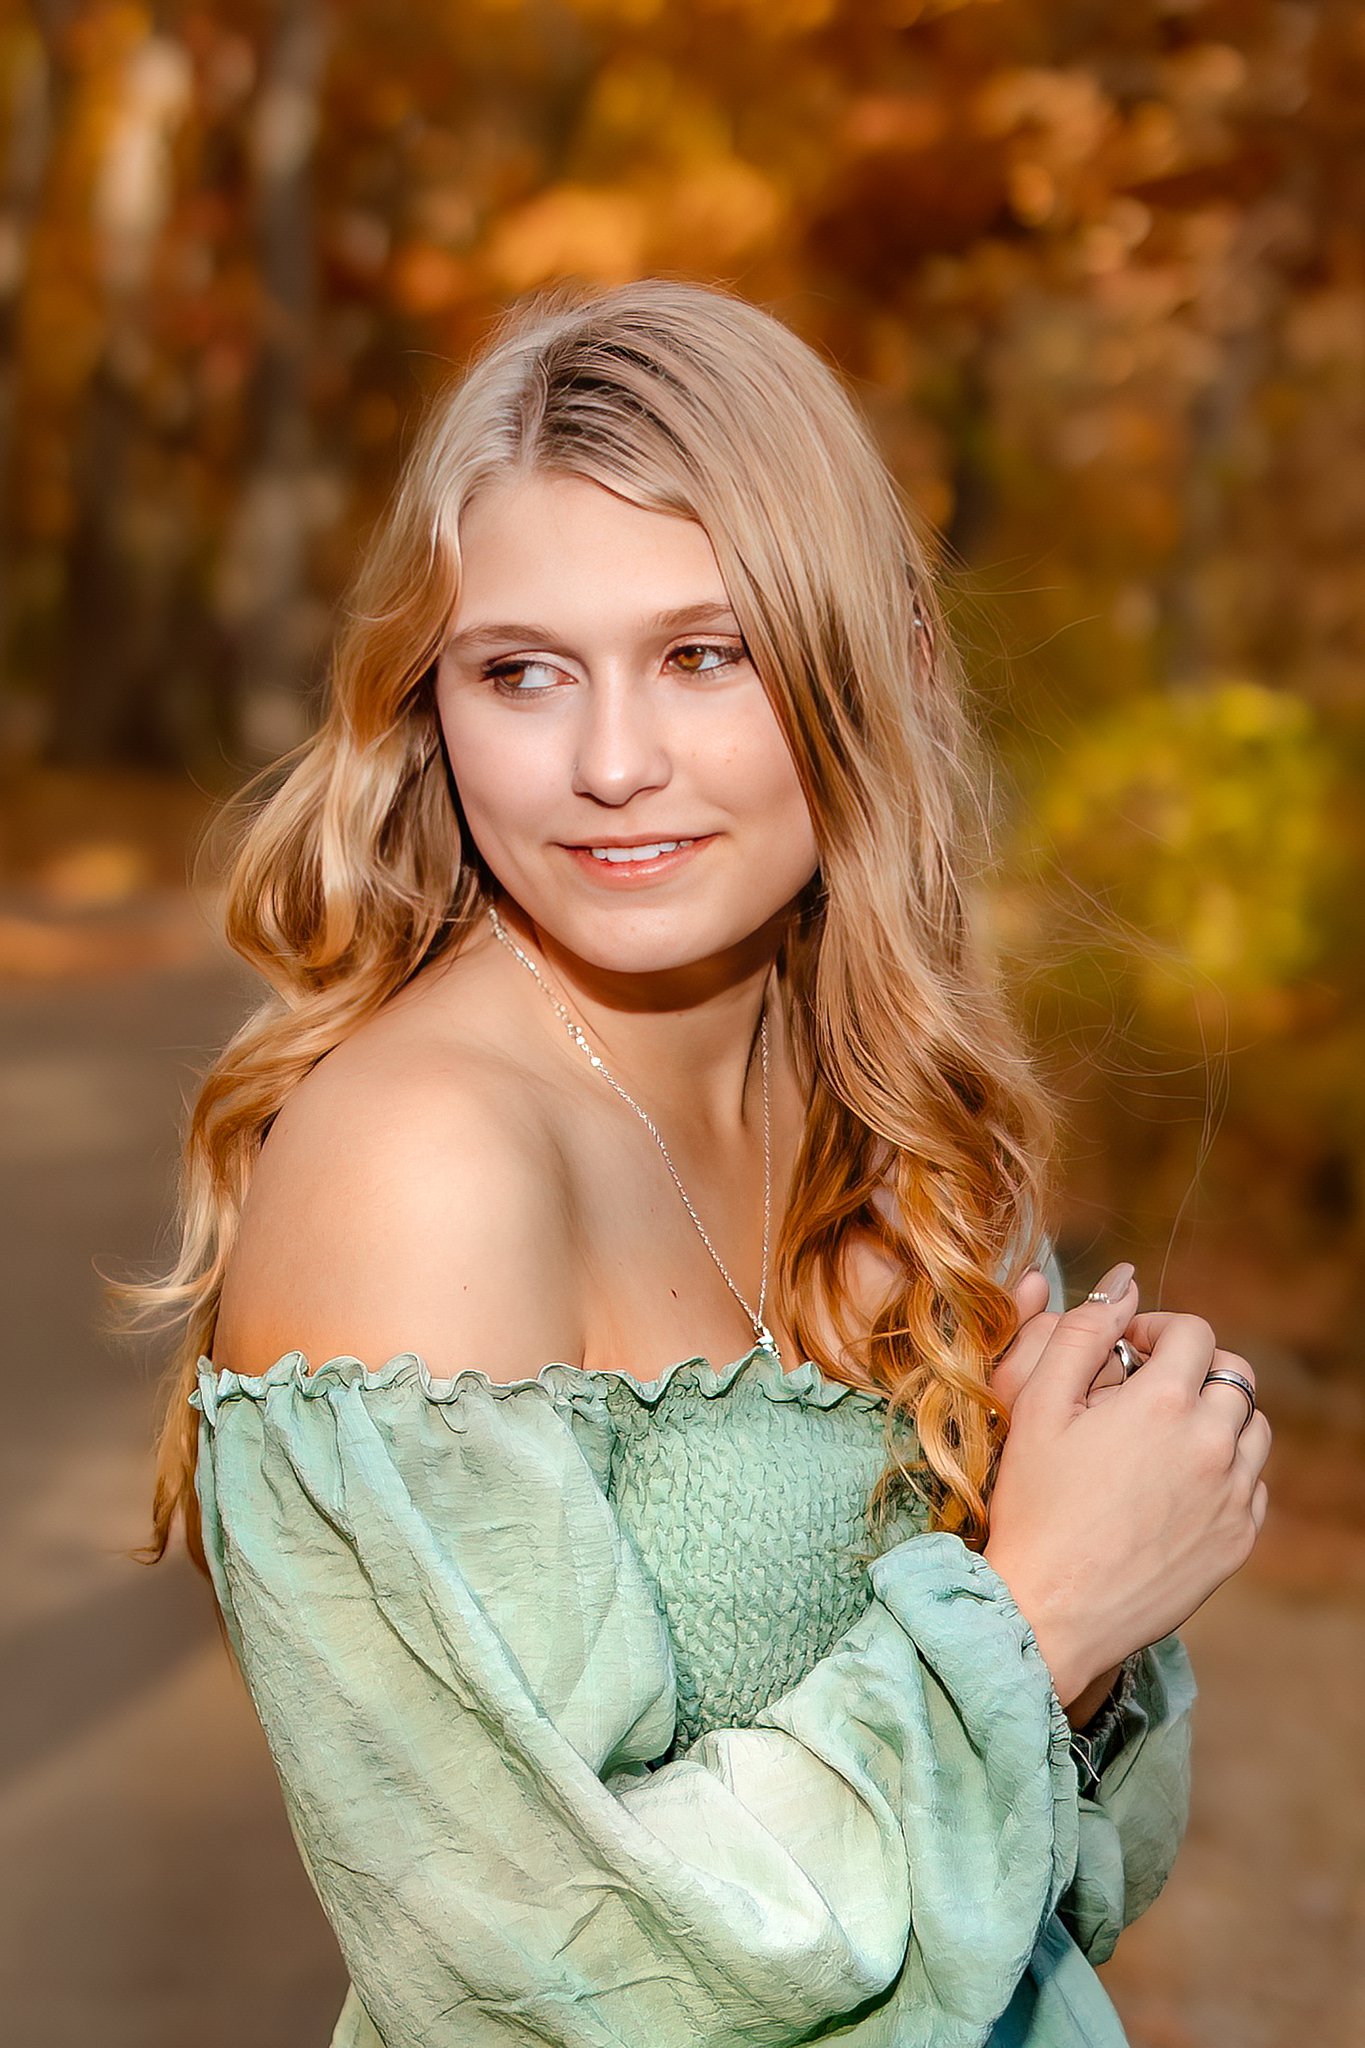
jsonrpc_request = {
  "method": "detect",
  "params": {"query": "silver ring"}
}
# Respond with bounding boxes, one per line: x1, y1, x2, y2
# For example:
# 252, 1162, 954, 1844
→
1085, 1288, 1113, 1304
1112, 1337, 1146, 1379
1200, 1367, 1256, 1432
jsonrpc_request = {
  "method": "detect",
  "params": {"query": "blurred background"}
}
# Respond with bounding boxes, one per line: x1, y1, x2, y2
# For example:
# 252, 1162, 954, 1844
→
1, 2, 1361, 2043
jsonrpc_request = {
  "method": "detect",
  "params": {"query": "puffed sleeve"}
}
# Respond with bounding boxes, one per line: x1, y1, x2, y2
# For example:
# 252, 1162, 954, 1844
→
1055, 1635, 1196, 1964
193, 1352, 1102, 2048
1034, 1239, 1199, 1966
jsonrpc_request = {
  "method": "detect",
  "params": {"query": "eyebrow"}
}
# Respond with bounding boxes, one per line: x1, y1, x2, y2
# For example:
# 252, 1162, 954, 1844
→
444, 601, 744, 659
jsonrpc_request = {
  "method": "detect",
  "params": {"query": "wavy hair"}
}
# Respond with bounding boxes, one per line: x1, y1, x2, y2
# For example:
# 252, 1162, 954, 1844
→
110, 275, 1059, 1575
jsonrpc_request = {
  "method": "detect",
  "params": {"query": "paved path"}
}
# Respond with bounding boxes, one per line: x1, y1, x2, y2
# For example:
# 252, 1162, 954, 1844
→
1, 948, 1359, 2045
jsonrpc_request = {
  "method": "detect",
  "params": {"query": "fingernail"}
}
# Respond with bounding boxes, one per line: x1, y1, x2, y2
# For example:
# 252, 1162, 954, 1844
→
1094, 1260, 1135, 1299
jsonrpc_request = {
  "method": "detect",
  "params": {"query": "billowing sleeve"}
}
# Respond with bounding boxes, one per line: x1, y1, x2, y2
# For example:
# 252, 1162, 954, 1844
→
1055, 1635, 1196, 1963
193, 1353, 1092, 2048
1035, 1237, 1199, 1965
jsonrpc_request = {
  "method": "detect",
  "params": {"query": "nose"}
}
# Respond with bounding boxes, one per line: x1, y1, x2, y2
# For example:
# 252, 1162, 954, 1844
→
569, 670, 673, 807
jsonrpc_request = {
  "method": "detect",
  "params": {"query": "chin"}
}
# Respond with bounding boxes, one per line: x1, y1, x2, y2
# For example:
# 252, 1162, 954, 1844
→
560, 918, 738, 974
535, 895, 765, 975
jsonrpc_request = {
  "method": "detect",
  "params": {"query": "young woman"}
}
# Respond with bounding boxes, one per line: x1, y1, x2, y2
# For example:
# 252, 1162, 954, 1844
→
128, 277, 1269, 2046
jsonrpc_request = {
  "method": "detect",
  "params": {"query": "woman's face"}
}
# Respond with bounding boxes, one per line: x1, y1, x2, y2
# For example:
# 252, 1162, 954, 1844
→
434, 470, 820, 980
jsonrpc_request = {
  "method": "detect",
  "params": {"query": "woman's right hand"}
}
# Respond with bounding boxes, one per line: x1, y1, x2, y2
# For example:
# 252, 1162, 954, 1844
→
982, 1263, 1273, 1709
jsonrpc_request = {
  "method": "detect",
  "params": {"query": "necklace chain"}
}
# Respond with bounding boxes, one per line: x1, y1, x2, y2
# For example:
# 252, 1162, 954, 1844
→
485, 900, 778, 1359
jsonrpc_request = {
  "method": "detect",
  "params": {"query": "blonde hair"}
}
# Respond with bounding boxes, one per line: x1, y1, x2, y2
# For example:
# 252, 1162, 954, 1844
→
111, 275, 1058, 1574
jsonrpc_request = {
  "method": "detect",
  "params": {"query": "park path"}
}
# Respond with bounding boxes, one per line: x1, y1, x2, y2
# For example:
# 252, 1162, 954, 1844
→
1, 941, 1359, 2046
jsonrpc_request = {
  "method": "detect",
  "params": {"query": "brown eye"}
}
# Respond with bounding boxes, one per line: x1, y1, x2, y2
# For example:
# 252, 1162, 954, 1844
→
670, 642, 747, 675
484, 659, 561, 696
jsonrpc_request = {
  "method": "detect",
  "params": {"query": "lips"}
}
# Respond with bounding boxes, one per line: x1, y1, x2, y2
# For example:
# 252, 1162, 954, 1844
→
560, 835, 715, 883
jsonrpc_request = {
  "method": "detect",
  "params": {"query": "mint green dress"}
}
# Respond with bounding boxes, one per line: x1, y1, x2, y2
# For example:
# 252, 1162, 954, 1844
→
191, 1253, 1195, 2048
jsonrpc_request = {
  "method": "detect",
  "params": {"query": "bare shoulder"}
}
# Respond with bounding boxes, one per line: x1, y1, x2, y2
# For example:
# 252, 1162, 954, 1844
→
212, 1008, 585, 1382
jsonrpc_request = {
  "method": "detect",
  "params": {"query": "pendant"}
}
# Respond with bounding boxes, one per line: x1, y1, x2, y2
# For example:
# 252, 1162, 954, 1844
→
755, 1321, 780, 1358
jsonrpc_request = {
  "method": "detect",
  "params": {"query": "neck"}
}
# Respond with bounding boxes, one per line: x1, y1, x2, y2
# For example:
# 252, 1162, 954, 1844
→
486, 891, 791, 1143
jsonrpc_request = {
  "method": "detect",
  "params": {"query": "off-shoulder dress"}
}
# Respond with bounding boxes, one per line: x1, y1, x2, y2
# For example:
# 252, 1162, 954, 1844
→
191, 1248, 1195, 2047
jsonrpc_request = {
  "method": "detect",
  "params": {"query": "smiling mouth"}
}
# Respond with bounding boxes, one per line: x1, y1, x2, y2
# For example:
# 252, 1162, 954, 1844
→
578, 838, 698, 863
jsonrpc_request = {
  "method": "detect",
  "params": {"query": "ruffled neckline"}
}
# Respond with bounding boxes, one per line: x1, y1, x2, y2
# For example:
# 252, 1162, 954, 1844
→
192, 1339, 889, 1422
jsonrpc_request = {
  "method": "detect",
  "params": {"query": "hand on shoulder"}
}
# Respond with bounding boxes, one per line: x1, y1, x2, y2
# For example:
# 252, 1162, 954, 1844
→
212, 1030, 584, 1382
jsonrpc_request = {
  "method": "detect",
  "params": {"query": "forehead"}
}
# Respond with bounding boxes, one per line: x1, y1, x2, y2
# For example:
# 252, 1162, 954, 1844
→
453, 473, 730, 620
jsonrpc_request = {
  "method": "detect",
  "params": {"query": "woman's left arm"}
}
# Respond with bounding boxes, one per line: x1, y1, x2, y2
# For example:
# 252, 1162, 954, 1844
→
1033, 1243, 1199, 1963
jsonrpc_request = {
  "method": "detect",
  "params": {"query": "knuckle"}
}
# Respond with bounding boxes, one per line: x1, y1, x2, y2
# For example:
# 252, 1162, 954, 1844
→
1154, 1309, 1214, 1357
1240, 1467, 1269, 1523
1191, 1417, 1232, 1474
1180, 1312, 1217, 1355
1045, 1319, 1105, 1363
1061, 1299, 1112, 1335
1238, 1410, 1272, 1459
1218, 1493, 1257, 1560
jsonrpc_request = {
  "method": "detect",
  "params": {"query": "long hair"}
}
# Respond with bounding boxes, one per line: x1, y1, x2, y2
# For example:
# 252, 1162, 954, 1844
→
110, 275, 1058, 1575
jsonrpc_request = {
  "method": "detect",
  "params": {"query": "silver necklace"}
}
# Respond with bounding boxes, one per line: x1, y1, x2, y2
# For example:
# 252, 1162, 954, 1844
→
485, 899, 779, 1360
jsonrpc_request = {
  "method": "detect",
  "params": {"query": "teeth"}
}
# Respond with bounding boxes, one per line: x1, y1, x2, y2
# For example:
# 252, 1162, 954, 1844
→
586, 840, 693, 862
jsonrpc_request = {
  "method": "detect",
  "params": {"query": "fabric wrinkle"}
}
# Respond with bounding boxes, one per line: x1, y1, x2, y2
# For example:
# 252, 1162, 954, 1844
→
191, 1241, 1195, 2047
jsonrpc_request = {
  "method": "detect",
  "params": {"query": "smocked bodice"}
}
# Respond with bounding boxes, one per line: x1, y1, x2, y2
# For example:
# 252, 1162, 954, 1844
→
577, 1346, 909, 1754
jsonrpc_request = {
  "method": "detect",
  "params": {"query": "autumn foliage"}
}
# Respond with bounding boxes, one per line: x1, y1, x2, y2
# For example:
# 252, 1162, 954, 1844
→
1, 0, 1361, 1389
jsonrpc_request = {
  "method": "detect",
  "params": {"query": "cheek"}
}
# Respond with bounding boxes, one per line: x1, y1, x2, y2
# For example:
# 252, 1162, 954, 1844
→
439, 700, 555, 837
716, 704, 818, 860
764, 765, 819, 870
